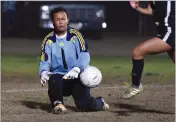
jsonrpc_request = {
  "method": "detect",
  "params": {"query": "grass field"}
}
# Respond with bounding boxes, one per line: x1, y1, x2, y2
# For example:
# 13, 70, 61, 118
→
2, 54, 175, 85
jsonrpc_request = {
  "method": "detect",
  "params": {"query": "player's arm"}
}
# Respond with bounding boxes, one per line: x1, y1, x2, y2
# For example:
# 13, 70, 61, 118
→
130, 1, 153, 15
73, 33, 90, 72
38, 39, 52, 76
62, 32, 90, 80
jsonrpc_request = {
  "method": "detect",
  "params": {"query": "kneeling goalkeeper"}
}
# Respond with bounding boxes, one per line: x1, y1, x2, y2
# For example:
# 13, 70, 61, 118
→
38, 7, 109, 114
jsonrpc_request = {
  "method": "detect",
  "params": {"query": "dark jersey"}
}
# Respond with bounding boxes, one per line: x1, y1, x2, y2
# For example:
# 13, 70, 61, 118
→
149, 1, 175, 49
150, 1, 175, 29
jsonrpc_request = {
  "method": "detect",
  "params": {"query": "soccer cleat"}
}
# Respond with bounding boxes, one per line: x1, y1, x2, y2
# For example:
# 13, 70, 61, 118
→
121, 84, 143, 99
53, 101, 67, 114
97, 97, 109, 110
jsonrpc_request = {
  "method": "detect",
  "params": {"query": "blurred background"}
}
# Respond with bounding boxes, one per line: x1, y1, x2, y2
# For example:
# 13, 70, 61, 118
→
1, 1, 157, 39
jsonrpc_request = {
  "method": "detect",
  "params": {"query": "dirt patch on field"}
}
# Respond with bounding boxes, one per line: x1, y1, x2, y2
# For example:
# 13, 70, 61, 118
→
1, 81, 175, 122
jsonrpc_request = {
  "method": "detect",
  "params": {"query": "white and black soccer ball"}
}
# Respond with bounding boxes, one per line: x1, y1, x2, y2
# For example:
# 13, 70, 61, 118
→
80, 66, 102, 88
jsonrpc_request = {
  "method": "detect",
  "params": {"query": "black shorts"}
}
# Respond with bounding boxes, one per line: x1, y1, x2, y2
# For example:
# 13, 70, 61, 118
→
156, 26, 175, 50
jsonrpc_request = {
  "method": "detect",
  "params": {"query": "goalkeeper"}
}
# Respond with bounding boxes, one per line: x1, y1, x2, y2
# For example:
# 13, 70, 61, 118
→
38, 7, 109, 114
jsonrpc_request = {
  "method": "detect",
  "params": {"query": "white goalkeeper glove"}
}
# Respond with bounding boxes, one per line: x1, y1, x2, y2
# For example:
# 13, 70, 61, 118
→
63, 67, 80, 79
40, 71, 52, 87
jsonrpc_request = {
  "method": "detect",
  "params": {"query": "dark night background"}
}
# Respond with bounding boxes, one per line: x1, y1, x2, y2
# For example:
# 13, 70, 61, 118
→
1, 1, 157, 38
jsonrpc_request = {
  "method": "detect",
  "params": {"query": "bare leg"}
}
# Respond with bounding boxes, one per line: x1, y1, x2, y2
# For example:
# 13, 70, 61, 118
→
167, 50, 175, 63
131, 37, 172, 87
132, 37, 172, 60
122, 37, 173, 99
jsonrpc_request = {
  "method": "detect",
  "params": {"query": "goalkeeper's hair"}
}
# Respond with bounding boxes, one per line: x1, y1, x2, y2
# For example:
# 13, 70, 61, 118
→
50, 7, 69, 20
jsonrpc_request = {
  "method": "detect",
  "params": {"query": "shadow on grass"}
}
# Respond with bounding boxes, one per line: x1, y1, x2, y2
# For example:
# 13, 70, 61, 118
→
145, 72, 160, 76
20, 101, 79, 113
112, 103, 174, 116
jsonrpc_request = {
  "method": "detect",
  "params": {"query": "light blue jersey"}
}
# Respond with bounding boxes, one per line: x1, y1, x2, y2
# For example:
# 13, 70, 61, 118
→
38, 27, 90, 75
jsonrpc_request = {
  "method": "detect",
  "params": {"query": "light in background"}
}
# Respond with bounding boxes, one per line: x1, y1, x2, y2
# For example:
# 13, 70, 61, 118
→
39, 4, 107, 31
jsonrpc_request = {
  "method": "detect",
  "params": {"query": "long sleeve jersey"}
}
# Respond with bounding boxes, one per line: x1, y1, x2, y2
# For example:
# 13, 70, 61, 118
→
38, 26, 90, 75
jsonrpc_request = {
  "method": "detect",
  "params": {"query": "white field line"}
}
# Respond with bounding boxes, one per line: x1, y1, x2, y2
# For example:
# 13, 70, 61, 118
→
2, 84, 174, 93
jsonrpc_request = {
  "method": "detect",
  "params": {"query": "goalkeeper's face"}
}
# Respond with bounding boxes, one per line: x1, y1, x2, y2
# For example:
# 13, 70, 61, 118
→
52, 11, 68, 33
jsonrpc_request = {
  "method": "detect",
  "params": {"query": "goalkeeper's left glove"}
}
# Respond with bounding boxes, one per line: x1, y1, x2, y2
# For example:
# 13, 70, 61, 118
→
63, 67, 80, 79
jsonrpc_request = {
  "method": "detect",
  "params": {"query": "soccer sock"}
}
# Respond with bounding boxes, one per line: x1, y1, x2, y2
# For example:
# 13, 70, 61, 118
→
132, 59, 144, 87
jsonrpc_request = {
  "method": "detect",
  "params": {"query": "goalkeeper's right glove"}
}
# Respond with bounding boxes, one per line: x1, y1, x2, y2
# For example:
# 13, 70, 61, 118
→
40, 71, 52, 87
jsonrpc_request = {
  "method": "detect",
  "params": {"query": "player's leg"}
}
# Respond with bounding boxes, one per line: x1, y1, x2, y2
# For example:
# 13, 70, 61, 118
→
166, 32, 175, 63
167, 50, 175, 63
122, 37, 172, 99
48, 74, 67, 114
71, 78, 109, 111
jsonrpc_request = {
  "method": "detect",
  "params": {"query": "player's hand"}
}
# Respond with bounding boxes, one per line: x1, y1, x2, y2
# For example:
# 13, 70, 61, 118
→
63, 67, 80, 79
129, 1, 139, 9
40, 71, 52, 87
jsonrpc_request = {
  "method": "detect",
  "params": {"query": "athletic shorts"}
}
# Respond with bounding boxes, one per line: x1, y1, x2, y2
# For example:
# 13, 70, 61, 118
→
156, 25, 175, 50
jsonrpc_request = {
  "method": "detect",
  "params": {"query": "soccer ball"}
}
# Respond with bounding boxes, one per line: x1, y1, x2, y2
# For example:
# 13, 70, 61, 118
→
80, 66, 102, 88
